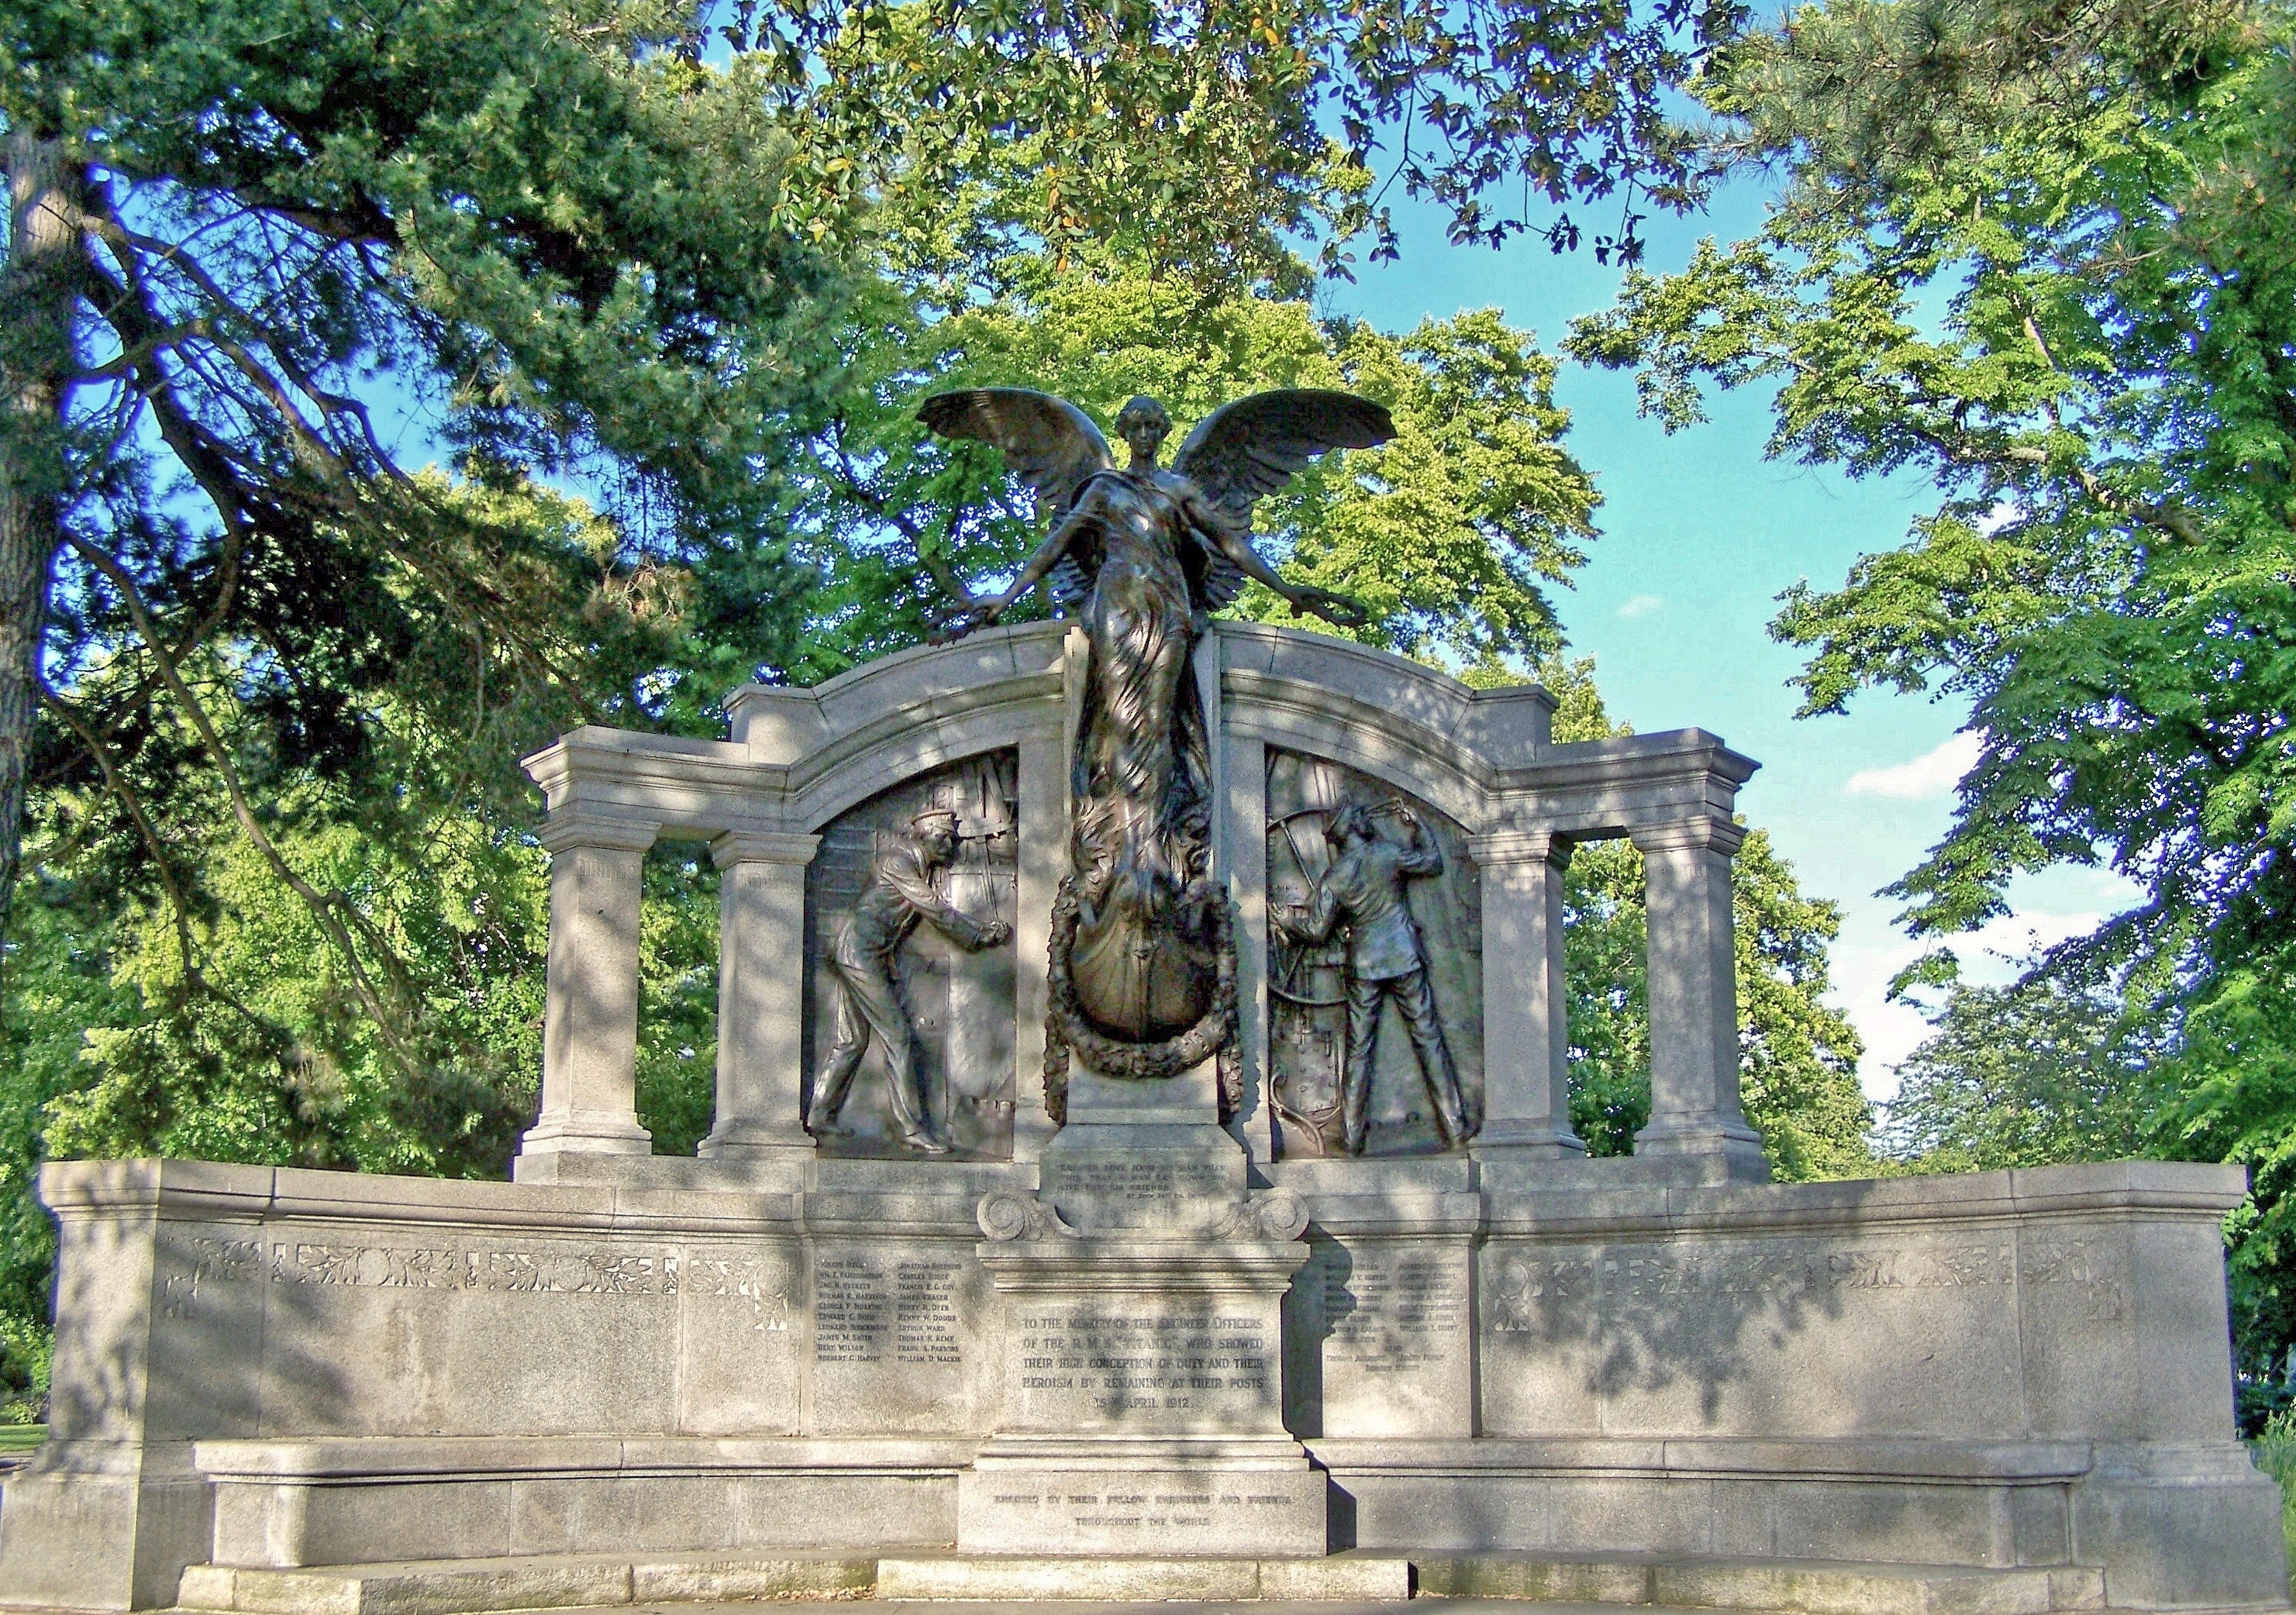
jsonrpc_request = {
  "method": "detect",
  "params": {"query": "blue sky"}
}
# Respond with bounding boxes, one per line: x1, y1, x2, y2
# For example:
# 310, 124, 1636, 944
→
1330, 183, 2139, 1094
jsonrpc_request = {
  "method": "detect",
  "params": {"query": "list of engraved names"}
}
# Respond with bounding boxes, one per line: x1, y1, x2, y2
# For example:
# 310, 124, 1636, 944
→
813, 1253, 963, 1366
1326, 1249, 1464, 1374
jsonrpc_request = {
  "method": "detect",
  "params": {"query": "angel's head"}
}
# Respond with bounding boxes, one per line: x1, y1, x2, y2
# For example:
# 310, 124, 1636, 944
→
1114, 395, 1171, 469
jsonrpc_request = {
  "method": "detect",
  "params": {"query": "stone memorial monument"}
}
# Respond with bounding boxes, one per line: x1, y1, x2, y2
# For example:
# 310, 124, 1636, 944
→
0, 390, 2287, 1615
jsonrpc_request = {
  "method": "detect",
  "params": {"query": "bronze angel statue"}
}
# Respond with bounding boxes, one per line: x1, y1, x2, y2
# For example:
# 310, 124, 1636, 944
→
919, 387, 1393, 1089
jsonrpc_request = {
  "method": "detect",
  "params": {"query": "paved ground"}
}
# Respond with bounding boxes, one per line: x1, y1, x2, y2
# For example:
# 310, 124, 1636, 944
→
519, 1603, 1669, 1615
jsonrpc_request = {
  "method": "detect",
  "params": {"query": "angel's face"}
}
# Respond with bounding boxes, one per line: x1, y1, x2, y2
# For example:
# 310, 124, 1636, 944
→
1115, 397, 1171, 467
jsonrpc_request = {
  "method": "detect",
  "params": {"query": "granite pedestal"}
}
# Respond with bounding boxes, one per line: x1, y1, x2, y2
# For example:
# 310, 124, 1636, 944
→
959, 1065, 1322, 1558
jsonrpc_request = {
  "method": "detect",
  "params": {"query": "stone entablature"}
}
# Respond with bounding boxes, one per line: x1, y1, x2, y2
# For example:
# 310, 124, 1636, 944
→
513, 619, 1762, 1179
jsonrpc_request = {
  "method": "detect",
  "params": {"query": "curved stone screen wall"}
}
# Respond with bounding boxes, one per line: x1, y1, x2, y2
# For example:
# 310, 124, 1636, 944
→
502, 618, 1773, 1183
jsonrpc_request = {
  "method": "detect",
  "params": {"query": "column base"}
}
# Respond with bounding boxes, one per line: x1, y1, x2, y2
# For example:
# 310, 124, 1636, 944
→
695, 1117, 814, 1159
1629, 1115, 1770, 1183
513, 1111, 653, 1181
1470, 1120, 1588, 1161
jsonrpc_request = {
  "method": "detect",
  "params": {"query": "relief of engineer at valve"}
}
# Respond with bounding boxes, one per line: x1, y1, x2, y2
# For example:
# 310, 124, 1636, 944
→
1267, 758, 1484, 1158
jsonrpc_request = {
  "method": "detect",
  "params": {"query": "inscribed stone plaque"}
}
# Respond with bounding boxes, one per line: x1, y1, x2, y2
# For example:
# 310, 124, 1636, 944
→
1037, 1153, 1241, 1231
1001, 1300, 1281, 1434
808, 1241, 985, 1432
957, 1464, 1326, 1558
1309, 1237, 1474, 1437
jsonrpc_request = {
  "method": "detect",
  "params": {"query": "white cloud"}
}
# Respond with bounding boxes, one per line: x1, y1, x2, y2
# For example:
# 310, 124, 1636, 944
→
1845, 732, 1983, 800
1615, 594, 1664, 620
1828, 904, 2112, 1100
1976, 498, 2023, 535
1952, 911, 2108, 979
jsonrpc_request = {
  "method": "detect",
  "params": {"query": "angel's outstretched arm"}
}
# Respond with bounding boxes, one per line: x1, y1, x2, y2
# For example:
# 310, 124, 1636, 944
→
1184, 494, 1369, 630
937, 505, 1091, 640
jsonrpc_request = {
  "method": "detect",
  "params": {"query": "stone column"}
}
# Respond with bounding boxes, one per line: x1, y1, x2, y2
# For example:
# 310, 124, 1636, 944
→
1629, 816, 1768, 1181
1011, 725, 1070, 1163
516, 813, 659, 1175
1468, 829, 1584, 1160
1215, 654, 1274, 1163
698, 829, 821, 1159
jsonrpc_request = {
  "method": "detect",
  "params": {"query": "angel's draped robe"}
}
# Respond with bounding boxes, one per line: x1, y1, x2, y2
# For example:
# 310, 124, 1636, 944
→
1053, 466, 1222, 1042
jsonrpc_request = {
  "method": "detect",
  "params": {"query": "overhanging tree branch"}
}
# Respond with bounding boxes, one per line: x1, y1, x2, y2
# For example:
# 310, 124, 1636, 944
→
61, 529, 421, 1068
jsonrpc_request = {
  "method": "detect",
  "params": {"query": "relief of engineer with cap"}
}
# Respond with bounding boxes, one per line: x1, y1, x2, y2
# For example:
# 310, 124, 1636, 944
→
808, 806, 1011, 1153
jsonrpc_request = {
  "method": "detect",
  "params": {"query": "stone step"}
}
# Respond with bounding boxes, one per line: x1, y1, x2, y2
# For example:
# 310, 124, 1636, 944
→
173, 1551, 1403, 1613
173, 1551, 2109, 1614
174, 1551, 877, 1615
875, 1552, 1411, 1600
1412, 1555, 2108, 1615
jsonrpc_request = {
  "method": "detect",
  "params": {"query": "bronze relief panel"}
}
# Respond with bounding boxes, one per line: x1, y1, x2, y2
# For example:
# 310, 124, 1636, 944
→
803, 751, 1019, 1159
1265, 749, 1483, 1158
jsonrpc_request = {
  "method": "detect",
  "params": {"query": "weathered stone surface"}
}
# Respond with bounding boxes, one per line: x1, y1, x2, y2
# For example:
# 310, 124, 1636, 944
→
4, 622, 2288, 1613
874, 1551, 1407, 1600
173, 1552, 877, 1615
957, 1460, 1326, 1559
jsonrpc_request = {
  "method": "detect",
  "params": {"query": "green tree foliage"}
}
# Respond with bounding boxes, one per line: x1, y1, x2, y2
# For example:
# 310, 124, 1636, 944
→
1567, 0, 2296, 1419
771, 0, 1750, 291
0, 887, 129, 1417
1883, 976, 2164, 1172
2156, 957, 2296, 1431
0, 0, 858, 975
790, 255, 1601, 674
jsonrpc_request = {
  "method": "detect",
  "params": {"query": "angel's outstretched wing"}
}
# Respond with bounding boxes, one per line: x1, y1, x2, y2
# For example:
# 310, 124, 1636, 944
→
1173, 390, 1394, 528
1171, 390, 1394, 609
919, 388, 1115, 611
917, 387, 1114, 525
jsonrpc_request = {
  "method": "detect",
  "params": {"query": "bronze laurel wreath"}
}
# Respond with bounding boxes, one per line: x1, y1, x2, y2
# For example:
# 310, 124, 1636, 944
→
1041, 876, 1237, 1114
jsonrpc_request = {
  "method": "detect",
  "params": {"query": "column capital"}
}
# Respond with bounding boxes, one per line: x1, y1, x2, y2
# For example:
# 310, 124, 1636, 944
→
1468, 828, 1572, 868
1628, 815, 1746, 856
710, 828, 821, 869
537, 811, 658, 856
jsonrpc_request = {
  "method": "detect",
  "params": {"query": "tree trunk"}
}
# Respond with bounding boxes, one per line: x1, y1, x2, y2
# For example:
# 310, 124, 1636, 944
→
0, 129, 84, 987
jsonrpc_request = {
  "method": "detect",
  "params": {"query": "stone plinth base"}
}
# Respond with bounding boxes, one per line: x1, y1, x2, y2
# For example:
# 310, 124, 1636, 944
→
878, 1551, 1404, 1600
160, 1548, 2165, 1614
957, 1442, 1326, 1557
1412, 1555, 2107, 1614
175, 1552, 877, 1615
5, 1159, 2289, 1614
964, 1169, 1320, 1558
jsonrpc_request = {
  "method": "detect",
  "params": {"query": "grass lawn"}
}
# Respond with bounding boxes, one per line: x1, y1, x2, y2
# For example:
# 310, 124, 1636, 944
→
0, 1425, 42, 1454
2255, 1438, 2296, 1599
